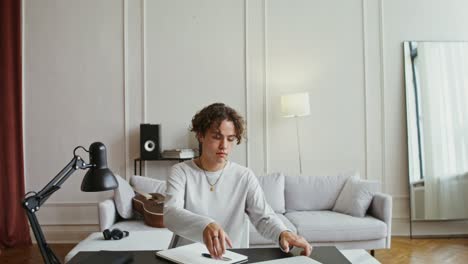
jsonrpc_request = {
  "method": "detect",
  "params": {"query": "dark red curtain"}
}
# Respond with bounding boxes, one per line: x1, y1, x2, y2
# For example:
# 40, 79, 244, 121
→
0, 0, 31, 248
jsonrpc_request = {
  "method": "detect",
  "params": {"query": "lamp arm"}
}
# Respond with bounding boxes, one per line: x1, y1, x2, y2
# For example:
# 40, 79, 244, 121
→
34, 156, 92, 202
22, 154, 93, 264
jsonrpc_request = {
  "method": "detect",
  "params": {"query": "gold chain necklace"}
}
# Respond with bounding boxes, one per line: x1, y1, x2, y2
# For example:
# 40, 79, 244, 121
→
200, 159, 227, 192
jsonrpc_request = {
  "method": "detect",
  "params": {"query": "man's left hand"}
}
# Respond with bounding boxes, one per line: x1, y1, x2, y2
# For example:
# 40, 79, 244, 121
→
279, 231, 312, 256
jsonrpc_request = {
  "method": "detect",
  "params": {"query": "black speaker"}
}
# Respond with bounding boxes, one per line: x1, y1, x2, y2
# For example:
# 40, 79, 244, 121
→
140, 124, 161, 160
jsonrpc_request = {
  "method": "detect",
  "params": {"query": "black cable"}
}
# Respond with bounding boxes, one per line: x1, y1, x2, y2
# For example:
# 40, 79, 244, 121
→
73, 145, 88, 156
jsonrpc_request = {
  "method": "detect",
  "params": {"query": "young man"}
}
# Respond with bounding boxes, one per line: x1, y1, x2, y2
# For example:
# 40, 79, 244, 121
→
164, 103, 312, 259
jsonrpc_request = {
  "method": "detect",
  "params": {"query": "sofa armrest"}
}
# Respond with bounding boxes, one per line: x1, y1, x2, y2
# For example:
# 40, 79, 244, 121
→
98, 199, 118, 231
368, 192, 392, 248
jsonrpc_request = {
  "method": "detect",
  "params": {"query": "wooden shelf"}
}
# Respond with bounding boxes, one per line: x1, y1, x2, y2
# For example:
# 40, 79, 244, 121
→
133, 157, 196, 175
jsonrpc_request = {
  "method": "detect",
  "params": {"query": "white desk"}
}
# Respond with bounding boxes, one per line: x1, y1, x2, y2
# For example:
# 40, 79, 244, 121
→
66, 231, 380, 264
341, 249, 381, 264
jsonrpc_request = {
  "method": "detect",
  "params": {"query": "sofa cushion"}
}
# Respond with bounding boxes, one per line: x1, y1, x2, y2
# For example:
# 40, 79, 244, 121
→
114, 175, 135, 219
333, 177, 381, 217
257, 173, 285, 213
285, 173, 354, 211
249, 214, 297, 245
285, 211, 387, 242
131, 175, 166, 194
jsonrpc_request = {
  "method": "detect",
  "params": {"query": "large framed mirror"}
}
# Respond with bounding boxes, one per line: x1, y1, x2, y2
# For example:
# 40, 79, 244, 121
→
404, 41, 468, 237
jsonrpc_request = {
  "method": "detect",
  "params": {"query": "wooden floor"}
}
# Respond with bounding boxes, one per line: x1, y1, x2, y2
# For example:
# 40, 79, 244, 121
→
375, 237, 468, 264
0, 244, 75, 264
1, 237, 467, 263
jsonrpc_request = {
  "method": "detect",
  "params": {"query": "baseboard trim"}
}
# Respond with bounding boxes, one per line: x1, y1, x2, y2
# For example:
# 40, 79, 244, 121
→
407, 234, 468, 239
392, 218, 410, 236
31, 225, 99, 244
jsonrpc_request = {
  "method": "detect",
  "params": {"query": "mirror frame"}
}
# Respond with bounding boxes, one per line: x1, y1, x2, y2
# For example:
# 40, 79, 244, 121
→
403, 41, 468, 238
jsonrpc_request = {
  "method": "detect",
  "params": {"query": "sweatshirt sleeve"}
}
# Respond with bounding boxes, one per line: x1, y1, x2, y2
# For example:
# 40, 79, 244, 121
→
163, 165, 215, 243
244, 170, 289, 244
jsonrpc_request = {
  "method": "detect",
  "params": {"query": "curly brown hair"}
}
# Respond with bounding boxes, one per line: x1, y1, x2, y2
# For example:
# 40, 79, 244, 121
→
190, 103, 245, 144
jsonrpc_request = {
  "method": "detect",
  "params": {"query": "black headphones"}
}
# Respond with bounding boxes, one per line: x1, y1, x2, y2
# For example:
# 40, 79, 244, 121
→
103, 228, 129, 240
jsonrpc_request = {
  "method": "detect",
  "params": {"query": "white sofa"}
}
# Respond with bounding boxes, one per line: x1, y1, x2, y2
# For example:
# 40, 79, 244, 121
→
249, 173, 392, 251
98, 173, 391, 250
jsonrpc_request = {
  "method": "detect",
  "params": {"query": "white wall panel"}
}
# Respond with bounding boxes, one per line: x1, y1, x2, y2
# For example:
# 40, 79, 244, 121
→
126, 0, 144, 179
362, 0, 384, 183
23, 0, 125, 223
246, 0, 267, 175
265, 0, 366, 177
37, 203, 99, 225
143, 0, 247, 179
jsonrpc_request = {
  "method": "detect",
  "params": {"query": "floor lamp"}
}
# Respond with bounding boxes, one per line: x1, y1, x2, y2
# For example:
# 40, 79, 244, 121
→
22, 142, 118, 264
281, 92, 310, 174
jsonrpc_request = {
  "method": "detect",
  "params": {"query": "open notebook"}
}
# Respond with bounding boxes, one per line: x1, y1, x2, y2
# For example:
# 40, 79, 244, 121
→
156, 243, 248, 264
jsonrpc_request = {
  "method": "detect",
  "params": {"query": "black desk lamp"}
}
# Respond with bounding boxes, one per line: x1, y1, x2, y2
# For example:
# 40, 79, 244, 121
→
22, 142, 118, 264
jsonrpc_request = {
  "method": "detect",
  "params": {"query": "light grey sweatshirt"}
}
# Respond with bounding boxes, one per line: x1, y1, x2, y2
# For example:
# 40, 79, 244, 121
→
163, 160, 288, 248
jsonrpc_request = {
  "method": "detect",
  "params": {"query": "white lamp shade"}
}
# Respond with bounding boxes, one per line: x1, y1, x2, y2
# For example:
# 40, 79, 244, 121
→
281, 92, 310, 117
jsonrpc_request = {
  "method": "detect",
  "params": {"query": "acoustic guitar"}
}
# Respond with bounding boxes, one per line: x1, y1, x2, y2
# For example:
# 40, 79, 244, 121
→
132, 189, 165, 228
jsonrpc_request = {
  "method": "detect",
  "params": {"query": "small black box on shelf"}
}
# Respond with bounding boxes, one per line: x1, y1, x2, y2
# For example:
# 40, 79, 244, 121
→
140, 123, 161, 160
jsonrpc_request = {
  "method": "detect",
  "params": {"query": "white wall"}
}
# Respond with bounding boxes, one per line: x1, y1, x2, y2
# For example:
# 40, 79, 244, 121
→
23, 0, 126, 241
381, 0, 468, 235
143, 0, 247, 177
23, 0, 468, 242
267, 0, 368, 178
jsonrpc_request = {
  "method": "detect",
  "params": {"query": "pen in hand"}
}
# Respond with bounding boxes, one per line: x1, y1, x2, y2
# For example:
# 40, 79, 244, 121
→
202, 253, 232, 261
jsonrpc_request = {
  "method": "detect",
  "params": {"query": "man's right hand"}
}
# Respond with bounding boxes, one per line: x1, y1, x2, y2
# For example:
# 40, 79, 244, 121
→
203, 222, 233, 259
